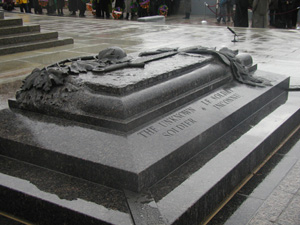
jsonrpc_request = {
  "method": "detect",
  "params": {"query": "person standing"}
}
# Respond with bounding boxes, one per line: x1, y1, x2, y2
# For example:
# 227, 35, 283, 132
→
101, 0, 110, 18
234, 0, 249, 27
78, 0, 87, 16
68, 0, 77, 15
252, 0, 271, 28
33, 0, 42, 13
217, 0, 227, 23
47, 0, 56, 14
3, 0, 15, 11
292, 0, 300, 27
269, 0, 278, 26
226, 0, 234, 22
281, 0, 294, 28
95, 0, 103, 17
57, 0, 64, 15
17, 0, 29, 12
28, 0, 33, 12
124, 0, 136, 19
183, 0, 191, 19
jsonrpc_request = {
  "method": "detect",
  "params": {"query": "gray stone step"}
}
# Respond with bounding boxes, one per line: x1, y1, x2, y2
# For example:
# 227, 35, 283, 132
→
0, 31, 58, 46
0, 18, 23, 27
0, 37, 74, 55
0, 24, 40, 36
0, 11, 3, 19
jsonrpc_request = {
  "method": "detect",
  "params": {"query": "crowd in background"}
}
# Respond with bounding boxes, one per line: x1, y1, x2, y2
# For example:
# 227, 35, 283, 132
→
2, 0, 300, 28
1, 0, 180, 18
215, 0, 300, 28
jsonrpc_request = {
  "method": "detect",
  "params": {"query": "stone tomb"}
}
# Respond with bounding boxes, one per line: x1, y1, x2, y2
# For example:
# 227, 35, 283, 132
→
0, 46, 299, 224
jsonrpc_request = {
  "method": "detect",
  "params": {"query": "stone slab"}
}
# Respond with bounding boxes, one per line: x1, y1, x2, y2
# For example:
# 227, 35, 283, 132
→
0, 37, 74, 56
0, 71, 290, 192
0, 91, 299, 225
137, 15, 165, 22
0, 25, 40, 36
0, 32, 58, 46
0, 18, 23, 27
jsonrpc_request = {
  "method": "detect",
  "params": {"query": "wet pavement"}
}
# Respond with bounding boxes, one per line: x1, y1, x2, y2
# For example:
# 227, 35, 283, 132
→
0, 9, 300, 224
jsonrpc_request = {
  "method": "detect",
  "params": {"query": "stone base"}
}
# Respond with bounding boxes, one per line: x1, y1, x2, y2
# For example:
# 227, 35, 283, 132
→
0, 71, 291, 193
0, 90, 299, 224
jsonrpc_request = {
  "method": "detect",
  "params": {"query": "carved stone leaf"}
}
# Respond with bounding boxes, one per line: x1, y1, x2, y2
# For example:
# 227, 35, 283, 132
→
19, 68, 66, 93
33, 71, 48, 89
21, 68, 41, 91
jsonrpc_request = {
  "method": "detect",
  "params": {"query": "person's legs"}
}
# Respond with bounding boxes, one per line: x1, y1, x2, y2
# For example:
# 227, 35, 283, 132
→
20, 3, 24, 12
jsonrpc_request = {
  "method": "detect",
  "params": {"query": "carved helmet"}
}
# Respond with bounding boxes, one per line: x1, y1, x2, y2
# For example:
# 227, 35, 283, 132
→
98, 47, 130, 63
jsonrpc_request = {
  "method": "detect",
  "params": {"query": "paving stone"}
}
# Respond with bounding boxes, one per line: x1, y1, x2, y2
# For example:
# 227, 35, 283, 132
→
286, 138, 300, 158
277, 160, 300, 195
277, 195, 300, 225
250, 189, 293, 223
0, 60, 41, 74
247, 218, 274, 225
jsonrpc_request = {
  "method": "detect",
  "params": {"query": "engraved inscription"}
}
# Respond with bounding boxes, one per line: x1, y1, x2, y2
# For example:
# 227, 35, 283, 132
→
213, 93, 241, 109
137, 107, 197, 138
200, 89, 241, 110
158, 107, 196, 128
162, 118, 197, 137
137, 89, 242, 138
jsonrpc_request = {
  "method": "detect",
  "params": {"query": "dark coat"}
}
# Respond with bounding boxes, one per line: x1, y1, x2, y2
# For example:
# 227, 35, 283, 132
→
78, 0, 86, 11
234, 0, 249, 27
68, 0, 78, 11
69, 0, 86, 12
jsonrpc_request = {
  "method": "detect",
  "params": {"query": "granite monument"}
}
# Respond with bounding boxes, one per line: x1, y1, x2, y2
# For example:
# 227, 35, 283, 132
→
0, 46, 297, 224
